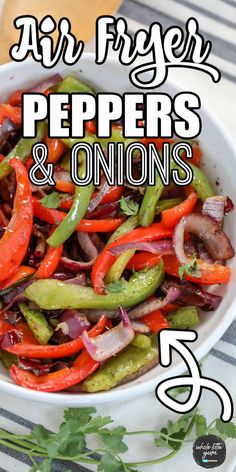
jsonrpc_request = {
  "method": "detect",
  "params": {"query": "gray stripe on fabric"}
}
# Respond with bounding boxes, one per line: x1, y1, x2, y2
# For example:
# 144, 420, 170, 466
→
222, 0, 236, 7
0, 444, 92, 472
221, 70, 236, 82
118, 0, 236, 64
211, 348, 236, 366
0, 408, 36, 430
177, 0, 236, 29
221, 320, 236, 345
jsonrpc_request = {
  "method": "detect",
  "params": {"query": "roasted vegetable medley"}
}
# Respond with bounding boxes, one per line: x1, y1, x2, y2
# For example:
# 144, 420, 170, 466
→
0, 75, 234, 393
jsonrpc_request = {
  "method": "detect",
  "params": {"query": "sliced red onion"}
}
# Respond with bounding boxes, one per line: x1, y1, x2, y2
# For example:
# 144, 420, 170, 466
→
77, 232, 98, 261
50, 271, 75, 281
202, 196, 225, 227
184, 239, 198, 257
0, 119, 17, 144
173, 214, 235, 264
161, 279, 222, 311
224, 197, 234, 215
29, 74, 62, 93
84, 309, 117, 321
64, 273, 87, 286
56, 310, 90, 339
60, 256, 95, 272
89, 232, 105, 251
0, 331, 20, 350
128, 287, 181, 319
33, 227, 46, 259
87, 201, 120, 219
161, 183, 183, 199
4, 311, 21, 326
1, 203, 12, 218
18, 358, 67, 376
87, 182, 110, 213
54, 167, 72, 182
131, 320, 150, 333
82, 306, 134, 362
1, 280, 33, 313
18, 358, 51, 376
197, 241, 214, 264
110, 240, 174, 256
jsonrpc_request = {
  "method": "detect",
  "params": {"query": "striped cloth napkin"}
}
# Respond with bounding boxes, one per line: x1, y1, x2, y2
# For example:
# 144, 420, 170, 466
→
1, 1, 236, 471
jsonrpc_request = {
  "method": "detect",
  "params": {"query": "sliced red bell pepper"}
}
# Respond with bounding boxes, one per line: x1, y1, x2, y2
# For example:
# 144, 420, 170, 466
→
141, 137, 175, 150
44, 136, 67, 164
8, 89, 26, 107
94, 186, 124, 204
76, 218, 125, 232
0, 317, 39, 345
85, 120, 96, 134
162, 303, 180, 313
7, 315, 108, 358
92, 223, 173, 294
0, 266, 35, 291
161, 191, 198, 228
0, 158, 33, 282
163, 255, 231, 285
59, 186, 124, 211
55, 180, 75, 194
59, 198, 74, 210
140, 309, 170, 333
9, 349, 99, 392
36, 244, 63, 279
126, 252, 162, 271
0, 104, 21, 125
33, 198, 125, 232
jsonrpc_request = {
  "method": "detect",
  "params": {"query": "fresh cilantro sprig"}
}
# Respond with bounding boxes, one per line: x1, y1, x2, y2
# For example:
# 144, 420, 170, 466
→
40, 192, 60, 209
120, 197, 139, 216
0, 403, 235, 472
178, 257, 200, 280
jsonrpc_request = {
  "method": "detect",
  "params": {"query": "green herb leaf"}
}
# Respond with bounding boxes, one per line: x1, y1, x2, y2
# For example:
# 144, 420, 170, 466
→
99, 426, 128, 453
30, 459, 52, 472
195, 414, 207, 437
98, 452, 125, 472
31, 425, 49, 446
106, 280, 126, 293
214, 419, 236, 439
58, 433, 86, 456
178, 258, 200, 280
120, 197, 139, 216
40, 192, 60, 209
81, 416, 113, 434
64, 407, 96, 428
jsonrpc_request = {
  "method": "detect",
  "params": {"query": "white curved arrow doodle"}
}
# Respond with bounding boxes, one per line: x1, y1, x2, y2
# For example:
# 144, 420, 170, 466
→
156, 329, 233, 422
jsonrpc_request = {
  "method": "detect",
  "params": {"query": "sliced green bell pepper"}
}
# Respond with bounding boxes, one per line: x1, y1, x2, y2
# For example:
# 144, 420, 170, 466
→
18, 302, 53, 345
105, 215, 140, 283
82, 334, 158, 392
167, 306, 199, 329
0, 121, 47, 180
155, 197, 183, 214
139, 173, 164, 227
24, 262, 164, 311
171, 159, 214, 201
47, 162, 94, 247
57, 76, 95, 94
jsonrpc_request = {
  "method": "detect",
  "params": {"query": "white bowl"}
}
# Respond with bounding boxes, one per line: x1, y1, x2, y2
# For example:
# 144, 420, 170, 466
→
0, 54, 236, 406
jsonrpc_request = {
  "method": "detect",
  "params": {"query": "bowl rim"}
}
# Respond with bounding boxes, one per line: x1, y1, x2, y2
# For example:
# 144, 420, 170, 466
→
0, 53, 236, 405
